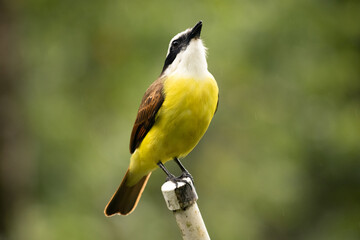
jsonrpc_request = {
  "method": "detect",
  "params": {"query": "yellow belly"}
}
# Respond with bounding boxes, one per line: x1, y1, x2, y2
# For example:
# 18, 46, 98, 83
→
128, 76, 218, 184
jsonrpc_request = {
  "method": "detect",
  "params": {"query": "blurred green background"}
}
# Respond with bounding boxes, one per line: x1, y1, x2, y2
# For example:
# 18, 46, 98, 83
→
1, 0, 360, 239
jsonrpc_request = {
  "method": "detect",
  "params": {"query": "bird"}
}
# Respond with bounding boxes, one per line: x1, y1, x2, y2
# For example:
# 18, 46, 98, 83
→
104, 21, 219, 216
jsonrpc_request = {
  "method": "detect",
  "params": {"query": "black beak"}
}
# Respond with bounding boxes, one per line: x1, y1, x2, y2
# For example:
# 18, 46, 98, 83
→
189, 21, 202, 40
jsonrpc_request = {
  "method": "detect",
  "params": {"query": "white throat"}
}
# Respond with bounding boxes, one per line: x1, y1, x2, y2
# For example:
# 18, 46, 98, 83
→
164, 39, 210, 80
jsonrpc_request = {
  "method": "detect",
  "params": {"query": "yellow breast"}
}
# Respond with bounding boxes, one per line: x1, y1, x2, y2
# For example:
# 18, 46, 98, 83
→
129, 75, 218, 183
161, 76, 218, 155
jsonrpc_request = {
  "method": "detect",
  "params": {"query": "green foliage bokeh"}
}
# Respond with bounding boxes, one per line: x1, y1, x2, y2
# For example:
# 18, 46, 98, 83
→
1, 0, 360, 239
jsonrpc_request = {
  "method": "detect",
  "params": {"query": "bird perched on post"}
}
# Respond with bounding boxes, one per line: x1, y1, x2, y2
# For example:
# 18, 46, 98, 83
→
104, 21, 219, 216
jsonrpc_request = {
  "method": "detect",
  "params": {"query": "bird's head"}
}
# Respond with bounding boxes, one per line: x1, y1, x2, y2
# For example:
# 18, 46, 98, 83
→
161, 21, 208, 79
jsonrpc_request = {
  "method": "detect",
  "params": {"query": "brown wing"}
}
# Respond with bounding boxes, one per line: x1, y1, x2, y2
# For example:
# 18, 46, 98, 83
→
129, 78, 165, 153
214, 93, 219, 115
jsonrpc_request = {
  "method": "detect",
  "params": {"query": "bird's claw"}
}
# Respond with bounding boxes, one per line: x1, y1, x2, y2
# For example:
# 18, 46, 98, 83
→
180, 171, 194, 184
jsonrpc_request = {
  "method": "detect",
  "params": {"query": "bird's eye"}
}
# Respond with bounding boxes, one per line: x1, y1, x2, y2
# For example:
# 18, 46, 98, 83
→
172, 40, 179, 47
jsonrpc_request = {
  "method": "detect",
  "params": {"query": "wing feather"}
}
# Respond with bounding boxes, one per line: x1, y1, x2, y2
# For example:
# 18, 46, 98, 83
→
129, 78, 165, 153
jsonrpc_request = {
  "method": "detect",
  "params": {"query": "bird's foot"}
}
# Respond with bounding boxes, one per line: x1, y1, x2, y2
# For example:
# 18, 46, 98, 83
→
158, 160, 194, 188
180, 171, 194, 185
166, 173, 193, 188
173, 157, 194, 184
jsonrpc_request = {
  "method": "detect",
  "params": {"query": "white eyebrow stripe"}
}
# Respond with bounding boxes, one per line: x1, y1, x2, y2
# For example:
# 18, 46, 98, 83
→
166, 29, 191, 56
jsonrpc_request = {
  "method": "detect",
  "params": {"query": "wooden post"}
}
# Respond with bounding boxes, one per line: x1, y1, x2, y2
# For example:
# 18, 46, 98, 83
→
161, 178, 210, 240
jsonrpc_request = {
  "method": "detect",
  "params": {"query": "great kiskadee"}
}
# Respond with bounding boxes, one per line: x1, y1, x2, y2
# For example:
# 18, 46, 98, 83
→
104, 21, 219, 216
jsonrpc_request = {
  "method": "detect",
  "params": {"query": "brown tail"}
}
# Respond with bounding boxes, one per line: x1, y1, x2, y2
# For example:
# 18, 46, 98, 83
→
104, 169, 151, 216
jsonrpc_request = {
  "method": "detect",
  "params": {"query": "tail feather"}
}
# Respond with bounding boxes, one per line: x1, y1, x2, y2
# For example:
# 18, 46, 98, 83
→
104, 169, 151, 216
